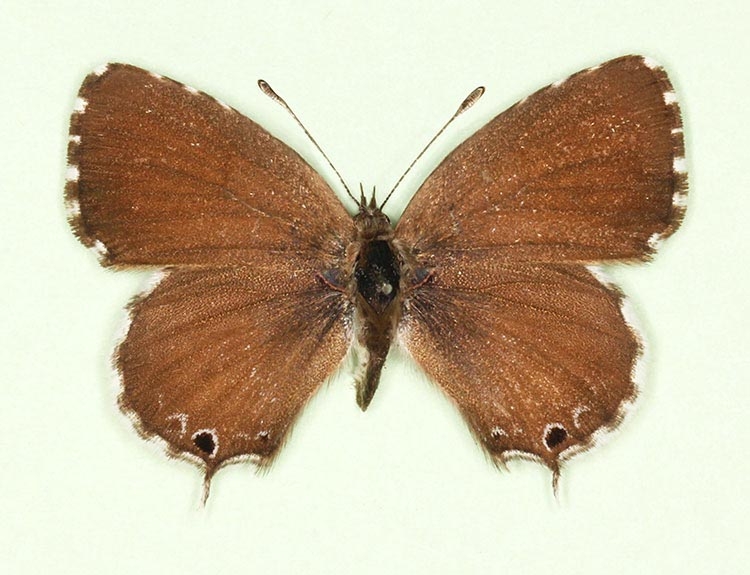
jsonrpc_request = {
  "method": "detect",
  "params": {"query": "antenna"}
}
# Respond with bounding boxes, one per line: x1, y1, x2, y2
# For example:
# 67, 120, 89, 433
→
258, 79, 358, 204
380, 86, 485, 209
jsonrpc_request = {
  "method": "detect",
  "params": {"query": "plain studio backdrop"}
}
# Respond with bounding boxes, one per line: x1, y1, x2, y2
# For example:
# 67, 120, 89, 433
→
2, 1, 747, 573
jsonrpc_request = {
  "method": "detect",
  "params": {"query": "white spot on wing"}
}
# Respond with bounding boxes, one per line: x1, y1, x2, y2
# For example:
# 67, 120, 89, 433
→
65, 197, 81, 218
93, 63, 109, 76
673, 157, 688, 174
647, 232, 663, 250
673, 191, 688, 208
663, 91, 678, 105
642, 56, 661, 70
65, 165, 80, 182
73, 97, 88, 113
149, 71, 164, 80
90, 239, 108, 261
68, 134, 81, 144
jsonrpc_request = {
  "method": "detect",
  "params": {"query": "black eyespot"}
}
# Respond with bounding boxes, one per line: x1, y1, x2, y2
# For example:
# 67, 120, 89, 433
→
193, 431, 216, 455
544, 425, 567, 449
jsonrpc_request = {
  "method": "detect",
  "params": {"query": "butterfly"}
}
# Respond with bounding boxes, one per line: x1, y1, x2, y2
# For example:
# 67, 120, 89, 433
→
65, 55, 686, 498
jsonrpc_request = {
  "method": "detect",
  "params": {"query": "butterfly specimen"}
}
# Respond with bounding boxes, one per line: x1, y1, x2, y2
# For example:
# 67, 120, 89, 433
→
65, 55, 686, 497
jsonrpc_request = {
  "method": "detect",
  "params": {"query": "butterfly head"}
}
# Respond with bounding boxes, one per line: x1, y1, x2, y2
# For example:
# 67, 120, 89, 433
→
354, 185, 392, 240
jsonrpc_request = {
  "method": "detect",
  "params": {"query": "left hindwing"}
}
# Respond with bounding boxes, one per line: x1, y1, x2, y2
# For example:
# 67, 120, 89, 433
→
117, 258, 350, 479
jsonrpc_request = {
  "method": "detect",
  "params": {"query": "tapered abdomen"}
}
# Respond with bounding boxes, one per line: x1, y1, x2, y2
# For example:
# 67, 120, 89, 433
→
353, 238, 402, 410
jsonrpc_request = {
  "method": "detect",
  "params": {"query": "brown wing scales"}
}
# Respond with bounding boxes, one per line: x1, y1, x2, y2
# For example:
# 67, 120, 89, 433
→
117, 262, 350, 495
66, 64, 352, 267
67, 64, 356, 497
400, 262, 640, 472
396, 56, 686, 263
68, 56, 687, 495
396, 56, 685, 482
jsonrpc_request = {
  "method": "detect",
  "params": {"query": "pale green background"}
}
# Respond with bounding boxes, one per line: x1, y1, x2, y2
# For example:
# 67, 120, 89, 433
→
2, 1, 748, 573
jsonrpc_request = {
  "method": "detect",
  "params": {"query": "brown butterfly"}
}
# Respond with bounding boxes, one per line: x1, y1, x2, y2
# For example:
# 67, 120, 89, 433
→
65, 55, 686, 498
